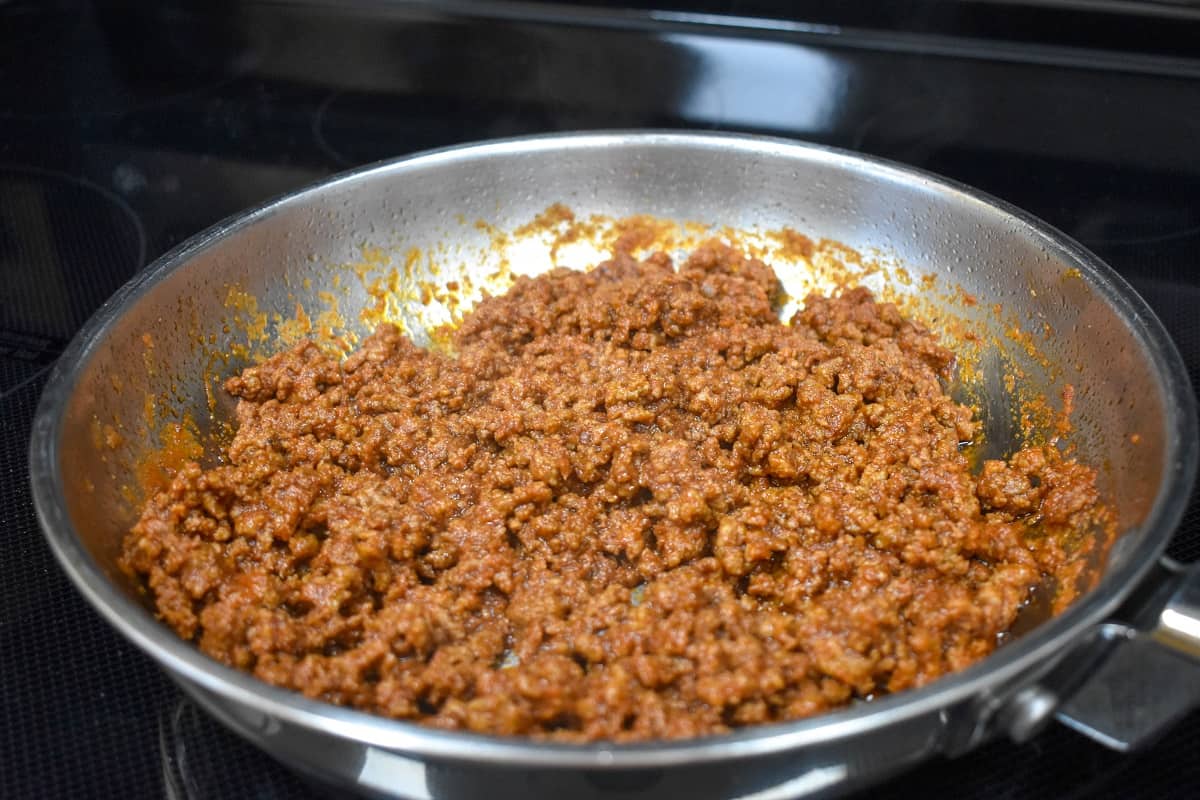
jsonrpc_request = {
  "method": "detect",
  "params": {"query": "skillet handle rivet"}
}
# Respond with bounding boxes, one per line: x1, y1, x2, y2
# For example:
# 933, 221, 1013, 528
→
1000, 686, 1059, 743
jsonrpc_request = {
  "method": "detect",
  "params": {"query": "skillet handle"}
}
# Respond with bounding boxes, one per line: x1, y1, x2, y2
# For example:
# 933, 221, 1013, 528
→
1049, 558, 1200, 751
1150, 558, 1200, 659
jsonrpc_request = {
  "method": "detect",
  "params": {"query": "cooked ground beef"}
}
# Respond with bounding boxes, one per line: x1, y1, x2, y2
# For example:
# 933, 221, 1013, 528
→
122, 241, 1106, 741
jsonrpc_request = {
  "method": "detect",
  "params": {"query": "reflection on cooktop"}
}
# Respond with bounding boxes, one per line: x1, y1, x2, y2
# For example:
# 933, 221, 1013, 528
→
0, 166, 145, 349
313, 89, 559, 168
160, 698, 329, 800
0, 0, 261, 119
307, 21, 708, 166
1074, 202, 1200, 247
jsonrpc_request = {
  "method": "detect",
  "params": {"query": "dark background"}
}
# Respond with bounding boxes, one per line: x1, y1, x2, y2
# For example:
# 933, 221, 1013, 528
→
3, 1, 1200, 797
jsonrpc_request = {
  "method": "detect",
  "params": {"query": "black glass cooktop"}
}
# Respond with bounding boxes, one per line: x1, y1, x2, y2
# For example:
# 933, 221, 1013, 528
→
4, 2, 1200, 798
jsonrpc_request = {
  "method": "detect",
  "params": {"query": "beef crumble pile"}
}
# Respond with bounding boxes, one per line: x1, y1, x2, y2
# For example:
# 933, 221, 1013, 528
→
123, 242, 1106, 741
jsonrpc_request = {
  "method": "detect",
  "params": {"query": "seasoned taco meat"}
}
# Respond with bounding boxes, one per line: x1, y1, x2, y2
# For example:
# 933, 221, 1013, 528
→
122, 241, 1106, 741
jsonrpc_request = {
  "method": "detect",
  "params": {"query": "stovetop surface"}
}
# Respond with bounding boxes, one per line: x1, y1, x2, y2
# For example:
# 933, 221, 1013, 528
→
4, 2, 1200, 798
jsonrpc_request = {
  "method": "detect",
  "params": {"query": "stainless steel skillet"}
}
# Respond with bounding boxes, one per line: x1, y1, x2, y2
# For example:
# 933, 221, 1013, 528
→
28, 132, 1200, 799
